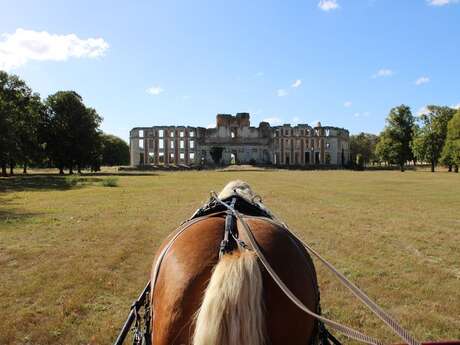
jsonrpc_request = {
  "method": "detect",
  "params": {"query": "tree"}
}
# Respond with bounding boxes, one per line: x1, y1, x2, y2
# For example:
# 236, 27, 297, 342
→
44, 91, 102, 174
210, 147, 224, 165
376, 105, 415, 171
15, 93, 46, 173
0, 71, 41, 176
440, 108, 460, 172
349, 132, 379, 166
100, 133, 130, 166
411, 105, 456, 172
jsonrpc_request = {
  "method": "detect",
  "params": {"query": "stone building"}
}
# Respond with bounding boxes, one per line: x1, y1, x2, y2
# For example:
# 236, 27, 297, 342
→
129, 113, 350, 167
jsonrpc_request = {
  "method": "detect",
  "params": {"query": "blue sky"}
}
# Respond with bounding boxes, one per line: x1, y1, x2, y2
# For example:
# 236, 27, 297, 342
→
1, 0, 459, 142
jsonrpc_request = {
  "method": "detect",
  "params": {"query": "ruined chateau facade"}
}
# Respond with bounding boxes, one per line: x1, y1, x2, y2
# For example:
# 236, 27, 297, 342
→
129, 113, 350, 167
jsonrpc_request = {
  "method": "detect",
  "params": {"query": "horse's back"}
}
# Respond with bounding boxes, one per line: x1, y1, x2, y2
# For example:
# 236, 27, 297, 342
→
151, 214, 319, 345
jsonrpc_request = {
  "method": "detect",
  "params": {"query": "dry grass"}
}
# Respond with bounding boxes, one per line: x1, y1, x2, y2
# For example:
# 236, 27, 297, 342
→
0, 169, 459, 345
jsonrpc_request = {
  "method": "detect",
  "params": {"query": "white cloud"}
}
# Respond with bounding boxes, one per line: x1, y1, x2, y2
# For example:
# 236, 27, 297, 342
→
263, 117, 283, 125
451, 103, 460, 109
415, 76, 430, 85
354, 112, 370, 118
417, 106, 429, 116
372, 68, 394, 78
291, 79, 302, 88
146, 86, 164, 95
318, 0, 340, 11
277, 89, 288, 97
344, 101, 352, 107
0, 28, 108, 71
292, 116, 301, 124
207, 123, 215, 129
427, 0, 459, 6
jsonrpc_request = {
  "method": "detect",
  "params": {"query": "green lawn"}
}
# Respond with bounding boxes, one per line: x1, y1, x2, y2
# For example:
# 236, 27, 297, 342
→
1, 170, 459, 345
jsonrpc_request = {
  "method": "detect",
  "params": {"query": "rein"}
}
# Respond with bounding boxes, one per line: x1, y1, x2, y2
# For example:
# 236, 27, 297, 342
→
211, 192, 420, 345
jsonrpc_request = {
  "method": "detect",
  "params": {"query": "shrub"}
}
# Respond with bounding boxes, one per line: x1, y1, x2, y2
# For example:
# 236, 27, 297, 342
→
64, 175, 80, 186
102, 177, 119, 187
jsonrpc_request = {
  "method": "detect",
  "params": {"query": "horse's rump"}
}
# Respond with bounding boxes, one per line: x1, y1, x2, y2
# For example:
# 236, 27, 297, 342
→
150, 213, 320, 345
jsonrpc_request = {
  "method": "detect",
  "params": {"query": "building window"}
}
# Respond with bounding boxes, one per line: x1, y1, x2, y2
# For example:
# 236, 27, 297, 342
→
190, 140, 194, 149
148, 152, 154, 163
159, 139, 164, 149
180, 140, 184, 149
180, 131, 184, 138
139, 139, 144, 149
158, 129, 164, 137
189, 152, 195, 160
180, 153, 185, 160
190, 131, 195, 137
139, 130, 144, 137
170, 153, 175, 160
231, 129, 236, 138
170, 141, 174, 149
170, 131, 174, 137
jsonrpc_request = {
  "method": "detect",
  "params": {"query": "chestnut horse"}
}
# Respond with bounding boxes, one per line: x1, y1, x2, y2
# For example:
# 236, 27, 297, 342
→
149, 180, 321, 345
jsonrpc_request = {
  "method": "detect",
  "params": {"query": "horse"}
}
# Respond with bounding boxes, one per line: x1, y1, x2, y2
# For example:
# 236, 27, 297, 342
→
149, 180, 321, 345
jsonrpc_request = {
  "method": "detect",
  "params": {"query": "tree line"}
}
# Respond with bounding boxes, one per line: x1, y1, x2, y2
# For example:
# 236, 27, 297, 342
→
0, 71, 129, 176
350, 104, 460, 172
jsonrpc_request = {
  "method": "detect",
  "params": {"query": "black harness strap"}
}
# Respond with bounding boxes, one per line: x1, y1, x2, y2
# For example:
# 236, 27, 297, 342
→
219, 198, 238, 257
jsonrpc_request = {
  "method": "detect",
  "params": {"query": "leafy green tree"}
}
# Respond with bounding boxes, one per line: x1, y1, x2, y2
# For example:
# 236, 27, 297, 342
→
15, 93, 47, 173
44, 91, 102, 174
0, 71, 42, 176
350, 132, 379, 166
375, 131, 399, 165
411, 105, 456, 172
100, 133, 130, 166
440, 109, 460, 172
376, 105, 415, 171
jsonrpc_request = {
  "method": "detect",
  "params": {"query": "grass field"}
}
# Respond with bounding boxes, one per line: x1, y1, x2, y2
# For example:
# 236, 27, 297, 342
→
1, 169, 459, 345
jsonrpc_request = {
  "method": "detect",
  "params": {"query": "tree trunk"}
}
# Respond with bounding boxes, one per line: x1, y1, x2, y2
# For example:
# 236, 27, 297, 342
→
59, 166, 64, 175
455, 165, 459, 173
23, 161, 27, 174
77, 164, 82, 174
9, 164, 14, 176
400, 163, 405, 172
431, 160, 435, 172
448, 165, 452, 172
69, 165, 73, 175
1, 163, 7, 177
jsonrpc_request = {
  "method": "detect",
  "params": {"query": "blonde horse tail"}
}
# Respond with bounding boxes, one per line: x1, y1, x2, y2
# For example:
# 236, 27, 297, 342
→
193, 249, 265, 345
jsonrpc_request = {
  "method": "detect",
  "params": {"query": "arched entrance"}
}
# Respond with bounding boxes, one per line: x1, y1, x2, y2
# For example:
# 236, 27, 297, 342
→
230, 150, 237, 165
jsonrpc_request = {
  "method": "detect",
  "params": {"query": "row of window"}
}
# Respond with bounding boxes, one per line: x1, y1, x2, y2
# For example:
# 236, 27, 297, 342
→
147, 152, 195, 161
274, 128, 331, 137
138, 129, 195, 138
275, 139, 331, 149
138, 138, 195, 150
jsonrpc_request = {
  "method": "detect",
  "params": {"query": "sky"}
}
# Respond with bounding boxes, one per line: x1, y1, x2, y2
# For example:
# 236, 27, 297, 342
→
1, 0, 459, 142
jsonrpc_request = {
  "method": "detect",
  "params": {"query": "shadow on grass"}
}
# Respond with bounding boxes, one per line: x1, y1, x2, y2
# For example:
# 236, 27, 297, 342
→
0, 175, 104, 193
0, 208, 41, 223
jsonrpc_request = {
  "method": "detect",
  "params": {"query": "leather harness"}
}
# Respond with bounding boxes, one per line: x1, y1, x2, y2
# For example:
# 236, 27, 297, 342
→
114, 192, 421, 345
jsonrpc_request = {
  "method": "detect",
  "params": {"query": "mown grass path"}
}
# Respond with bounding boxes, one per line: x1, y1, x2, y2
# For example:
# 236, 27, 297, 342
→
1, 170, 459, 344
